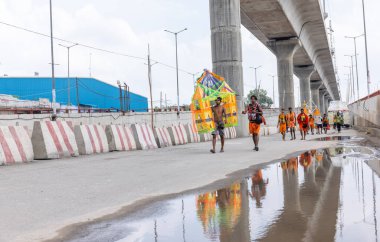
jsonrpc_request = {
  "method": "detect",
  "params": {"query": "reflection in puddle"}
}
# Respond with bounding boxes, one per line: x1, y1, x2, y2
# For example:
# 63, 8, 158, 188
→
66, 146, 380, 242
311, 136, 364, 142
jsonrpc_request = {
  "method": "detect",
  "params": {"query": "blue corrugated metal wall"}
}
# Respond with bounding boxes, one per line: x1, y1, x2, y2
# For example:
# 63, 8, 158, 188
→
0, 77, 148, 112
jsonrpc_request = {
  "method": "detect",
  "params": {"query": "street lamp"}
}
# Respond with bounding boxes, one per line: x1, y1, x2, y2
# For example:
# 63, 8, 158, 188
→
49, 0, 56, 120
361, 0, 371, 95
344, 54, 358, 100
344, 65, 354, 99
164, 28, 187, 115
345, 35, 363, 100
249, 65, 262, 91
59, 43, 78, 109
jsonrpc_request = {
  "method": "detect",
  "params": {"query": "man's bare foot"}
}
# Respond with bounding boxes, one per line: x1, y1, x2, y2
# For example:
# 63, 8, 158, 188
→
220, 149, 224, 153
210, 149, 215, 153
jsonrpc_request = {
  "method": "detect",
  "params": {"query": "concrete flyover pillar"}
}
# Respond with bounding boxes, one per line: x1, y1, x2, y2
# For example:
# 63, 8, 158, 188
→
294, 65, 315, 108
319, 89, 326, 115
310, 81, 321, 111
269, 38, 300, 110
210, 0, 246, 137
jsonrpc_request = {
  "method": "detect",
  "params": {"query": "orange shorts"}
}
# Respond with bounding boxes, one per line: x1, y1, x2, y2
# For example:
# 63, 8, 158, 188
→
279, 123, 287, 133
249, 122, 260, 135
310, 124, 315, 129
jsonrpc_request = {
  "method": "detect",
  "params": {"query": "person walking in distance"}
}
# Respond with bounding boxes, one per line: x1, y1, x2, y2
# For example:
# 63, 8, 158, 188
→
297, 108, 309, 140
277, 108, 288, 141
286, 107, 296, 140
309, 114, 315, 135
315, 113, 322, 134
336, 112, 344, 133
243, 95, 263, 151
210, 97, 226, 153
322, 113, 329, 134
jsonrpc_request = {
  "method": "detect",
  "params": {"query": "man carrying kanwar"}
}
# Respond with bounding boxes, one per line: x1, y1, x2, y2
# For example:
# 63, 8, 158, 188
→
277, 108, 288, 141
242, 95, 263, 151
286, 107, 297, 140
297, 108, 309, 140
210, 97, 226, 154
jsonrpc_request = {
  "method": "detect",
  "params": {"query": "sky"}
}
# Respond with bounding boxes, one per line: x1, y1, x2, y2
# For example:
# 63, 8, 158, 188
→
0, 0, 379, 107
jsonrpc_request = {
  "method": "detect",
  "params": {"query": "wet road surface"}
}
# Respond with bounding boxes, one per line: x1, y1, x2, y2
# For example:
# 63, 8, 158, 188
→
56, 137, 380, 242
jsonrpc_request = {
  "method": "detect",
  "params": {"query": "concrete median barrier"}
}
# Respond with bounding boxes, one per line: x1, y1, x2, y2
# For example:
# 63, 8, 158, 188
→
105, 125, 137, 152
74, 124, 109, 155
0, 126, 33, 165
154, 127, 172, 148
32, 121, 79, 159
131, 123, 158, 150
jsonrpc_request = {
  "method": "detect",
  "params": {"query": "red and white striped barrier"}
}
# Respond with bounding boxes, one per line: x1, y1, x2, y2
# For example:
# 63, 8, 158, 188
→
132, 123, 158, 150
155, 127, 172, 148
106, 125, 137, 151
200, 132, 212, 142
32, 121, 79, 159
74, 124, 109, 155
228, 127, 237, 138
0, 126, 33, 165
168, 125, 187, 146
186, 123, 200, 143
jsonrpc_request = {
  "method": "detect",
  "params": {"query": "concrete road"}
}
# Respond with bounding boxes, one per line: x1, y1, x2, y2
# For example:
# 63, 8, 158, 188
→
0, 129, 358, 241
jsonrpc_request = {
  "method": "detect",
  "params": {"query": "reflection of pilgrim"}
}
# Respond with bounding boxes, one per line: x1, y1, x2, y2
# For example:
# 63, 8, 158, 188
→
250, 169, 269, 207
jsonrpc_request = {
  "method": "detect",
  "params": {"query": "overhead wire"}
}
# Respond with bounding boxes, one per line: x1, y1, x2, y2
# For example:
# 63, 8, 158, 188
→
0, 20, 196, 76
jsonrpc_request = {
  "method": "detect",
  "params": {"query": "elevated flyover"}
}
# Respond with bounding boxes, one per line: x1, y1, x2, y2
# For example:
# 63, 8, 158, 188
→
210, 0, 340, 135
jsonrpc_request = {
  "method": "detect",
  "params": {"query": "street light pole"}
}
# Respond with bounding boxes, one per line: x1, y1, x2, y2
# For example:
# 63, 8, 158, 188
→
59, 43, 78, 110
269, 74, 275, 107
361, 0, 371, 95
249, 65, 262, 91
344, 65, 355, 100
49, 0, 57, 119
164, 28, 187, 115
345, 35, 363, 100
345, 54, 358, 100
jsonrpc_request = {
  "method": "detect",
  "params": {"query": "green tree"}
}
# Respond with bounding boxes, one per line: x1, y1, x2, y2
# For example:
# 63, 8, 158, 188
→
246, 89, 273, 108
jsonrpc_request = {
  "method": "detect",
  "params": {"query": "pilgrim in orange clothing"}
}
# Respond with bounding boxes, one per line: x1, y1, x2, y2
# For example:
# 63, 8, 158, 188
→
309, 114, 315, 135
297, 108, 309, 140
277, 108, 287, 140
243, 95, 263, 151
286, 107, 297, 140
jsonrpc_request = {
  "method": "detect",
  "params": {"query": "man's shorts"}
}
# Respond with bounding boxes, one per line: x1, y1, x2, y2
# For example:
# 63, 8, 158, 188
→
212, 124, 224, 137
310, 124, 315, 129
279, 123, 287, 133
317, 124, 323, 128
249, 122, 260, 135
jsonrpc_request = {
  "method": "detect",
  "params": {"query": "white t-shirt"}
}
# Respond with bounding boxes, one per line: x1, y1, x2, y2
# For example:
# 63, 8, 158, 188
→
315, 116, 322, 125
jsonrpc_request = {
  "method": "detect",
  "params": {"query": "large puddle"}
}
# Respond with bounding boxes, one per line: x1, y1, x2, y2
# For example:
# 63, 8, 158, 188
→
63, 139, 380, 242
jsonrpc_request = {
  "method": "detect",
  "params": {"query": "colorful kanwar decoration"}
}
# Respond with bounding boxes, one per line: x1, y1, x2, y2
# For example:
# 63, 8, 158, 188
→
191, 69, 238, 134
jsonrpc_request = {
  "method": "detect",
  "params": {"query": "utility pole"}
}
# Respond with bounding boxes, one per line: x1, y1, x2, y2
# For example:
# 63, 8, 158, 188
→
49, 0, 57, 120
75, 77, 80, 113
146, 45, 158, 129
117, 81, 123, 113
164, 28, 188, 116
59, 43, 78, 110
361, 0, 371, 95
